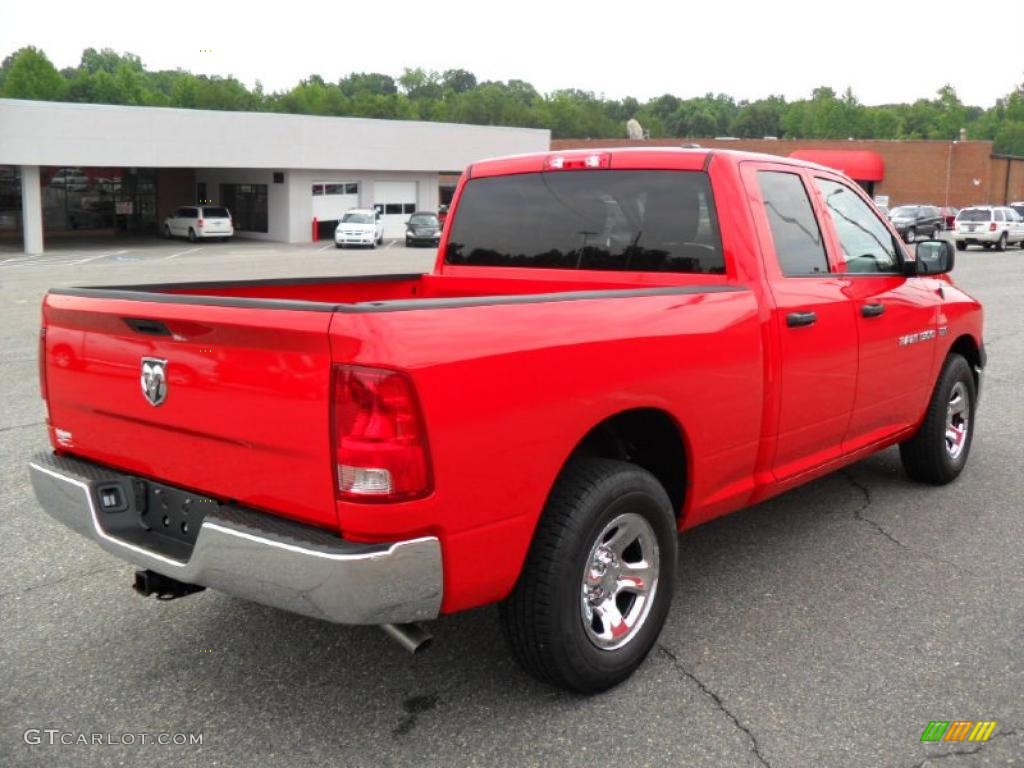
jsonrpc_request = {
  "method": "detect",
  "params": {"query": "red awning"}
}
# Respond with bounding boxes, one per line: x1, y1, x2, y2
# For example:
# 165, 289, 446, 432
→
788, 150, 885, 182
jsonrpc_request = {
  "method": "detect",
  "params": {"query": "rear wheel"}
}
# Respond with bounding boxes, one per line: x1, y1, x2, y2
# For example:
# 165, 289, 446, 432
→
163, 225, 172, 239
188, 228, 197, 243
956, 240, 967, 250
996, 233, 1007, 251
899, 354, 976, 485
499, 458, 677, 693
904, 227, 916, 244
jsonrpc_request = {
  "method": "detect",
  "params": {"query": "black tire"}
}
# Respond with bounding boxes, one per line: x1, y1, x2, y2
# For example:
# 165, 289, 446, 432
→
899, 354, 976, 485
955, 240, 967, 251
406, 237, 412, 247
499, 458, 677, 693
904, 227, 916, 244
335, 243, 343, 249
995, 233, 1007, 252
983, 242, 992, 250
188, 228, 197, 243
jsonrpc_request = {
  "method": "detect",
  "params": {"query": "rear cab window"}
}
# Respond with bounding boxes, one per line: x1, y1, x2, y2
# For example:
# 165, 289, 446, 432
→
445, 170, 725, 274
202, 207, 230, 218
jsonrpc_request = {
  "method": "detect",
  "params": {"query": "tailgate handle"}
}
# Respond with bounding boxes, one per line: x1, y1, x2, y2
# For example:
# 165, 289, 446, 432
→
124, 318, 171, 336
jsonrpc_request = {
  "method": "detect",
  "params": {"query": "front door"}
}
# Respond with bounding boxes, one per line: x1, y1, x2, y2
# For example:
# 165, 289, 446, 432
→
743, 164, 859, 481
809, 174, 943, 452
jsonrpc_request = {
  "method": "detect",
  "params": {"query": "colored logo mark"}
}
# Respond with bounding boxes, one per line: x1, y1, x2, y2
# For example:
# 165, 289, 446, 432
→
921, 721, 997, 742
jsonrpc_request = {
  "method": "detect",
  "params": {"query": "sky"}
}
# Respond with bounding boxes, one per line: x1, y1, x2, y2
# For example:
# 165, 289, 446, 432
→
4, 0, 1022, 107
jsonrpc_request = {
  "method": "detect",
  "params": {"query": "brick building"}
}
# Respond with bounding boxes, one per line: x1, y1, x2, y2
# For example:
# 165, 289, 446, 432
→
551, 138, 1024, 209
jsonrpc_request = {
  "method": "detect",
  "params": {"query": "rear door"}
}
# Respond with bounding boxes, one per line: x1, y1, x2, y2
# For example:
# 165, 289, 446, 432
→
742, 163, 859, 480
809, 174, 943, 451
42, 293, 338, 529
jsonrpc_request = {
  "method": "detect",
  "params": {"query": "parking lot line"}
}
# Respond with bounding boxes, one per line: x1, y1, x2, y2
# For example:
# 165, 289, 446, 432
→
318, 243, 334, 251
72, 249, 128, 265
164, 246, 203, 260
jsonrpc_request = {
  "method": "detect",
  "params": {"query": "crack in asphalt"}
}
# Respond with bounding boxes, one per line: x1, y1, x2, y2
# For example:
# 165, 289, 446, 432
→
911, 729, 1018, 766
0, 421, 45, 433
0, 564, 120, 601
658, 645, 771, 768
839, 470, 972, 576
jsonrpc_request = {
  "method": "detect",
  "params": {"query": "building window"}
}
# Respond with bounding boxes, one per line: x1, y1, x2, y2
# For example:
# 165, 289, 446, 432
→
385, 203, 403, 214
0, 166, 21, 232
403, 203, 416, 214
312, 184, 324, 196
197, 182, 208, 204
323, 182, 359, 195
221, 183, 268, 233
273, 172, 284, 184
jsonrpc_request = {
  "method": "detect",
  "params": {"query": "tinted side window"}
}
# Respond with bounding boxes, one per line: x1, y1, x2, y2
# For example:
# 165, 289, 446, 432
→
446, 170, 725, 274
175, 207, 190, 217
757, 171, 829, 275
814, 178, 900, 273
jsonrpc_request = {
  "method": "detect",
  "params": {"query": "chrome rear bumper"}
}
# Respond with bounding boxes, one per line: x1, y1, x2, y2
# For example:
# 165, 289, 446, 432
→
28, 453, 442, 625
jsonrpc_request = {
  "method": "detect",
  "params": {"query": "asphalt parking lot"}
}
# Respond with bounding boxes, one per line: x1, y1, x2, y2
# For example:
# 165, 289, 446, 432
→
1, 236, 1022, 768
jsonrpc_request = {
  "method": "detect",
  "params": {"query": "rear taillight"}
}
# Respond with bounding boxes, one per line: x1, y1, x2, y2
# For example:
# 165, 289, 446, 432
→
197, 218, 204, 229
331, 365, 431, 502
38, 327, 47, 402
989, 222, 997, 231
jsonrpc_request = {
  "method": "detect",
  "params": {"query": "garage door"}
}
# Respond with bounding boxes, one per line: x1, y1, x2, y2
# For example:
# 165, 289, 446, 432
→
313, 181, 359, 225
374, 182, 417, 239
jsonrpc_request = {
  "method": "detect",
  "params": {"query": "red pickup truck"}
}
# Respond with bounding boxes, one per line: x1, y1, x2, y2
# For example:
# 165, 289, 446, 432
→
30, 148, 984, 693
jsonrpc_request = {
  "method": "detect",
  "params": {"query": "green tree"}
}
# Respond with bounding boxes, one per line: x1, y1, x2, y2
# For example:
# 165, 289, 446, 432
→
1, 46, 65, 100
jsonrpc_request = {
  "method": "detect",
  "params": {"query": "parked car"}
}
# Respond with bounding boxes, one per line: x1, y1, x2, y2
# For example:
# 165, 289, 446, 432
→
30, 148, 984, 694
163, 205, 233, 242
335, 208, 384, 248
887, 205, 944, 243
405, 212, 442, 247
1009, 202, 1024, 221
940, 206, 960, 230
954, 206, 1024, 251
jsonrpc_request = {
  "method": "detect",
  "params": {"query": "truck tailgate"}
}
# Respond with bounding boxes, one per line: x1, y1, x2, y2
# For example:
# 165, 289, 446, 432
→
42, 292, 338, 530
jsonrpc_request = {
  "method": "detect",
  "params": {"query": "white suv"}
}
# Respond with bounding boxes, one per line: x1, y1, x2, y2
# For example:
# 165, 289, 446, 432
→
334, 208, 385, 248
954, 206, 1024, 251
164, 206, 234, 242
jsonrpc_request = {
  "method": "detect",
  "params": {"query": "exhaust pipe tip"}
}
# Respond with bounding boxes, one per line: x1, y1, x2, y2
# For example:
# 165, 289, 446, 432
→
381, 622, 433, 654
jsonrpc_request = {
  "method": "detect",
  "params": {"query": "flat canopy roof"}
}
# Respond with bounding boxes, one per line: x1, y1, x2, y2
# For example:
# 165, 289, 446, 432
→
788, 149, 885, 182
0, 99, 550, 171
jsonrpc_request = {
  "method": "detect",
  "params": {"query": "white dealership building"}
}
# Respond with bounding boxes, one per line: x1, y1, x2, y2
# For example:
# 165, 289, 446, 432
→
0, 98, 550, 254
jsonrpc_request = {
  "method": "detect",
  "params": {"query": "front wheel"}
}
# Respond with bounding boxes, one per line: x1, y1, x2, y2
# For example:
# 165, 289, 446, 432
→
904, 227, 916, 244
899, 354, 976, 485
499, 458, 677, 693
956, 240, 967, 251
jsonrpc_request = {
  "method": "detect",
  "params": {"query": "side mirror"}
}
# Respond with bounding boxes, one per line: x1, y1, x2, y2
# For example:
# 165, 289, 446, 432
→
914, 240, 955, 275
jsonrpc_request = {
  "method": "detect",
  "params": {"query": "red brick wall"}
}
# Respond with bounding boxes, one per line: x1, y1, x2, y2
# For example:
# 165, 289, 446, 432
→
551, 138, 1015, 209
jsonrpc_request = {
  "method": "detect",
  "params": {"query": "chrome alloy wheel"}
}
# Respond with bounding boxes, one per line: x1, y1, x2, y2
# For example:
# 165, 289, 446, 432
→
580, 512, 660, 651
945, 381, 970, 460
